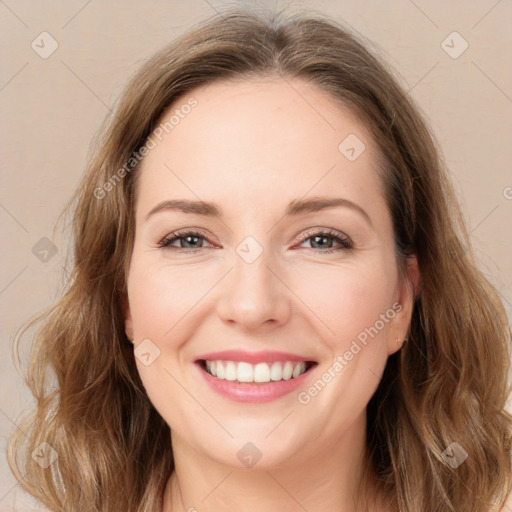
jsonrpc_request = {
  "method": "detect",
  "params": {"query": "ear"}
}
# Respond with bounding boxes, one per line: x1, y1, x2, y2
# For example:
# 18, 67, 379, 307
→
121, 293, 134, 341
387, 254, 421, 355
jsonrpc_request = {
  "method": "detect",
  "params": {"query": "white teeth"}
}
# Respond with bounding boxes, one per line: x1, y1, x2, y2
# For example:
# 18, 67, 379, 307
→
237, 362, 254, 382
282, 361, 293, 380
225, 361, 237, 381
216, 361, 225, 379
293, 362, 306, 378
204, 360, 309, 383
254, 363, 270, 383
270, 362, 282, 381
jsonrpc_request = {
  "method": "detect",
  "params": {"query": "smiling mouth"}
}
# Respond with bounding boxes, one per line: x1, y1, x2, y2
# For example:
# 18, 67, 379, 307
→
198, 359, 317, 384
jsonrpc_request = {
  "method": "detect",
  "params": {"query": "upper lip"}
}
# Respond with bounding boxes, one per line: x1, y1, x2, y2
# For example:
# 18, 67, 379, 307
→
194, 350, 316, 364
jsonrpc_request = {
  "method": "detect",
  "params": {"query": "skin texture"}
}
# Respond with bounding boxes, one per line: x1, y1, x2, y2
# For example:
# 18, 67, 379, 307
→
123, 76, 419, 512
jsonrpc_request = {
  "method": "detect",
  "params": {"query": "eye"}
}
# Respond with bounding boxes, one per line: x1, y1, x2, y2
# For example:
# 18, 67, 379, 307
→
158, 230, 214, 252
157, 228, 354, 255
296, 228, 353, 254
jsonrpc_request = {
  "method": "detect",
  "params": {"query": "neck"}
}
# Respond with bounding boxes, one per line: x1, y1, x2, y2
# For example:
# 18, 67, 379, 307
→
162, 410, 387, 512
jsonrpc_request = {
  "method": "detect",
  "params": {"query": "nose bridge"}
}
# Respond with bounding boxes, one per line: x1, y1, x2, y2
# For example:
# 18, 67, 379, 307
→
215, 234, 291, 329
234, 236, 274, 292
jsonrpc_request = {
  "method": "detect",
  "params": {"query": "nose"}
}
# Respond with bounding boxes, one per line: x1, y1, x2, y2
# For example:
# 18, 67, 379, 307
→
215, 244, 292, 331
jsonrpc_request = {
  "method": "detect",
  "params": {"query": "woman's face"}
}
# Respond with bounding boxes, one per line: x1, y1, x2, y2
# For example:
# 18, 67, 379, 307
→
124, 76, 416, 469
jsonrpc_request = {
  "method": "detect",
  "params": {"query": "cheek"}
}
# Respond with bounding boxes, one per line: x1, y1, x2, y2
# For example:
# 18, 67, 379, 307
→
291, 260, 397, 349
127, 262, 213, 340
127, 262, 214, 427
291, 265, 398, 423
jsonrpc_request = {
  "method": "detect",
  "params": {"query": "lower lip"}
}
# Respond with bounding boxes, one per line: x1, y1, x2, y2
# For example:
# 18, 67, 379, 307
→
196, 362, 315, 403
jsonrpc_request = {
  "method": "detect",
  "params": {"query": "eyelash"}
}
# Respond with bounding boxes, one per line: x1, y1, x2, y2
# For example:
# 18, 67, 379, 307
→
157, 228, 354, 255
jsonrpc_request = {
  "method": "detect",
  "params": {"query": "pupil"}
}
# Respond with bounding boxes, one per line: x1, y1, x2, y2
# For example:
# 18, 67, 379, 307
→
184, 235, 200, 248
312, 235, 330, 249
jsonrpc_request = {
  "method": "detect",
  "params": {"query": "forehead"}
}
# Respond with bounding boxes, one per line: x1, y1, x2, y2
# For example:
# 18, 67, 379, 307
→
135, 76, 385, 219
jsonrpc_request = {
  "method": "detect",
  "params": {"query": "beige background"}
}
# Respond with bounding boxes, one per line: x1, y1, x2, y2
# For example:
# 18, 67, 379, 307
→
1, 0, 511, 510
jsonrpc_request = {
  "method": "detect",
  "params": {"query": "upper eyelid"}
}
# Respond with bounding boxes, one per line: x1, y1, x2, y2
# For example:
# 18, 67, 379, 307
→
298, 227, 350, 239
160, 227, 348, 239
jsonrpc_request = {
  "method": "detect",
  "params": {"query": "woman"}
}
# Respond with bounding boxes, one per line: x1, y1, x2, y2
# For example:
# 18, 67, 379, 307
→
8, 7, 512, 512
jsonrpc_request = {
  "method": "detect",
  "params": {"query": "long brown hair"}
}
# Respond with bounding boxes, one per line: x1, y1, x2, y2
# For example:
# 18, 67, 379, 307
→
8, 6, 512, 511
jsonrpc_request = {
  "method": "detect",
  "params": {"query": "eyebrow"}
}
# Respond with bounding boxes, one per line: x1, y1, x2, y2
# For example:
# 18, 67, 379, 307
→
145, 196, 373, 227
